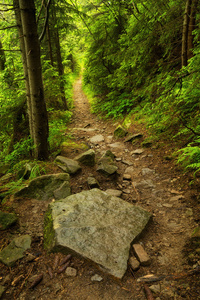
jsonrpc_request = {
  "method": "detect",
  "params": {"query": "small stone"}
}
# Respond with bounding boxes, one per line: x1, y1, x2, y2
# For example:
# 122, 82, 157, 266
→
122, 160, 133, 166
91, 274, 103, 282
97, 163, 118, 177
90, 135, 104, 144
65, 267, 77, 277
103, 150, 116, 160
137, 274, 160, 283
125, 133, 143, 142
129, 257, 140, 270
170, 189, 181, 194
55, 157, 81, 174
123, 189, 131, 194
162, 203, 173, 208
149, 284, 161, 294
108, 142, 125, 149
75, 149, 96, 167
124, 167, 134, 175
134, 180, 155, 189
132, 244, 151, 266
141, 168, 155, 176
25, 253, 37, 262
169, 195, 184, 202
87, 177, 100, 189
105, 189, 122, 197
131, 149, 144, 155
115, 158, 122, 162
123, 174, 132, 181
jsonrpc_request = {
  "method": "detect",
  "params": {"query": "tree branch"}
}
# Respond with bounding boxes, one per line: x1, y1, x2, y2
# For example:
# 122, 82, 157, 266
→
39, 0, 52, 42
0, 25, 18, 30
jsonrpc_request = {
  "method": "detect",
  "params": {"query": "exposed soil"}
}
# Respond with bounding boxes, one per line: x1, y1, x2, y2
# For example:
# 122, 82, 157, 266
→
0, 77, 200, 299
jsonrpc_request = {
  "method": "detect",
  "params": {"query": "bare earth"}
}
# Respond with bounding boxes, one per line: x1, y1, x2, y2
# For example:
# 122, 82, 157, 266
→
0, 77, 200, 299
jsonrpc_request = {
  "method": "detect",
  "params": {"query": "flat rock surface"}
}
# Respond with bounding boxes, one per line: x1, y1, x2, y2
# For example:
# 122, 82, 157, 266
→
45, 189, 151, 279
14, 173, 70, 201
55, 156, 81, 174
89, 135, 104, 144
0, 235, 31, 266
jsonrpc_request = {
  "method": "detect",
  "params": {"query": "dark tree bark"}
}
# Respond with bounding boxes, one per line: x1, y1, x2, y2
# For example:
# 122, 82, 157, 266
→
182, 0, 192, 67
50, 1, 68, 110
182, 0, 197, 67
187, 0, 198, 60
19, 0, 49, 160
0, 39, 6, 71
13, 0, 34, 139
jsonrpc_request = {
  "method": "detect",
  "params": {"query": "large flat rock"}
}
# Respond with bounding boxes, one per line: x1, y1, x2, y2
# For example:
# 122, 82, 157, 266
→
44, 189, 151, 279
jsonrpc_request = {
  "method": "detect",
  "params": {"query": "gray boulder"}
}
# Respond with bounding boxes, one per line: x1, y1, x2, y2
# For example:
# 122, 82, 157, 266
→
55, 156, 81, 174
75, 149, 95, 167
14, 173, 70, 201
44, 189, 151, 279
97, 162, 118, 176
97, 151, 118, 176
0, 235, 31, 266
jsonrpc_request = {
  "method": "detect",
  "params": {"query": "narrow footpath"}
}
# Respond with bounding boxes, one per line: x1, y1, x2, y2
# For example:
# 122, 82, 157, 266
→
0, 77, 199, 300
65, 77, 200, 299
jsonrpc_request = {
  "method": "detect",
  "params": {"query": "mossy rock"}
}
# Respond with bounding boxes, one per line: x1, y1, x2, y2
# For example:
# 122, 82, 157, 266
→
114, 126, 128, 138
61, 141, 89, 156
0, 211, 18, 230
44, 206, 56, 251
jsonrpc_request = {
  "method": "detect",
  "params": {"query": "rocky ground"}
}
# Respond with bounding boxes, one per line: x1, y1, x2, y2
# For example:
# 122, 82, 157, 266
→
0, 77, 200, 299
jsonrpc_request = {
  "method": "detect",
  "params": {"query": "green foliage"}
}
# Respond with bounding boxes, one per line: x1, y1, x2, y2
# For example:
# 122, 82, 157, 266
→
2, 137, 34, 167
48, 110, 72, 153
177, 145, 200, 176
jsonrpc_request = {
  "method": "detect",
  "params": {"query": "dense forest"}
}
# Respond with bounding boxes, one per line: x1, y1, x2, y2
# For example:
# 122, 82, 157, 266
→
0, 0, 200, 193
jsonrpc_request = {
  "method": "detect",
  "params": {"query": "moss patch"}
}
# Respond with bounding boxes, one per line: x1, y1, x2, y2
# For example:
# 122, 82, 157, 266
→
43, 205, 55, 251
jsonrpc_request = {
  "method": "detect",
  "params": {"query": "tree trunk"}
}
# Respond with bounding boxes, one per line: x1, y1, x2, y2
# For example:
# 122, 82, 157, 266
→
46, 24, 54, 66
182, 0, 192, 67
187, 0, 198, 60
0, 39, 6, 71
19, 0, 49, 160
13, 0, 34, 139
51, 2, 68, 110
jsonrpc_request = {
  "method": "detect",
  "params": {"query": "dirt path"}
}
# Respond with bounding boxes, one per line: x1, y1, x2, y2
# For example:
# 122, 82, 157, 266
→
0, 78, 199, 300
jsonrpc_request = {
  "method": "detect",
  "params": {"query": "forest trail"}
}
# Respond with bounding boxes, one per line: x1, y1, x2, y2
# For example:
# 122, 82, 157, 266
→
1, 77, 199, 300
66, 77, 199, 299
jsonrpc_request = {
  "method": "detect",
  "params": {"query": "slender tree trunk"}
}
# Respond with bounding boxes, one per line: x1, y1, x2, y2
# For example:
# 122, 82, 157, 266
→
51, 2, 68, 110
46, 24, 54, 65
0, 39, 6, 71
182, 0, 192, 67
13, 0, 34, 139
19, 0, 49, 160
187, 0, 198, 60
